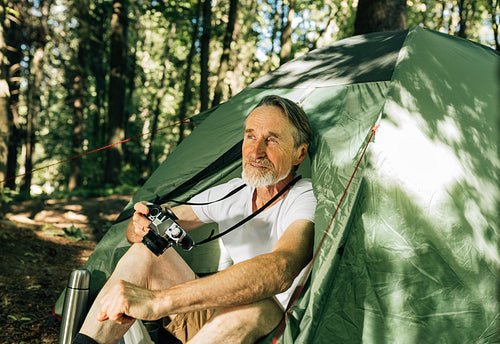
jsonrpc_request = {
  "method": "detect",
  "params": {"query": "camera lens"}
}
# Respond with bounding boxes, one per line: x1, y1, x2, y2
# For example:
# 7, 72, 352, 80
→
170, 227, 181, 238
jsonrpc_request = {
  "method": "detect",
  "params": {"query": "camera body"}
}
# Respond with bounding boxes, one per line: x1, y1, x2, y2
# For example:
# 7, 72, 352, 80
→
141, 202, 194, 256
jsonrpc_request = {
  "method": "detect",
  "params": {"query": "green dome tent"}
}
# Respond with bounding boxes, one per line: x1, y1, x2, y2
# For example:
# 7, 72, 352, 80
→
56, 26, 499, 343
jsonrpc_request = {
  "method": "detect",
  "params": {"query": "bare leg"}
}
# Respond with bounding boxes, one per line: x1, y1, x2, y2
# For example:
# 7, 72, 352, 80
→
79, 243, 195, 344
188, 298, 284, 344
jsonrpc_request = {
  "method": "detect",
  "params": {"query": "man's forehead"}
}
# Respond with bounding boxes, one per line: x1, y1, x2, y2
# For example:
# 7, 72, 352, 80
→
245, 106, 289, 126
244, 105, 296, 138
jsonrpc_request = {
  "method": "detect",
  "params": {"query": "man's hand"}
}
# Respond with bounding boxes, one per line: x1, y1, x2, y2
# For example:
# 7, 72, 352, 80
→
97, 280, 159, 324
126, 202, 159, 243
131, 202, 151, 241
126, 202, 205, 244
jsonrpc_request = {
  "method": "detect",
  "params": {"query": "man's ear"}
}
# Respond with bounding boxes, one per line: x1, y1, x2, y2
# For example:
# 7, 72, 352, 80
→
293, 144, 308, 166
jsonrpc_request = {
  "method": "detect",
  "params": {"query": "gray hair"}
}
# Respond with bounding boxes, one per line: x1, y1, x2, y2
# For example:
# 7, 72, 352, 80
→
250, 95, 312, 148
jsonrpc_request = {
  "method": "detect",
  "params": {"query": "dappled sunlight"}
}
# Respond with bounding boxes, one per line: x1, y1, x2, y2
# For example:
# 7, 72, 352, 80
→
463, 200, 498, 264
251, 30, 407, 89
62, 211, 87, 222
371, 108, 465, 207
369, 107, 499, 268
289, 27, 499, 343
5, 196, 130, 243
7, 215, 37, 226
61, 204, 84, 212
355, 177, 497, 342
436, 115, 463, 146
33, 210, 88, 223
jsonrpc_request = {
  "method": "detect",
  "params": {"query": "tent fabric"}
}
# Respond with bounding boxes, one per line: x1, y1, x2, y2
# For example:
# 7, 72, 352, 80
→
55, 27, 499, 343
263, 27, 499, 343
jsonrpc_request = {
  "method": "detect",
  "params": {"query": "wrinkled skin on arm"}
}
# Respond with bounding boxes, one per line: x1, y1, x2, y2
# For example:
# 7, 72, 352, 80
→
98, 218, 314, 322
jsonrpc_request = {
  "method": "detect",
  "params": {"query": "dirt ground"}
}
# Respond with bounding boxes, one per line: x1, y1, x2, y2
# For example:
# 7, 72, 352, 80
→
0, 195, 131, 344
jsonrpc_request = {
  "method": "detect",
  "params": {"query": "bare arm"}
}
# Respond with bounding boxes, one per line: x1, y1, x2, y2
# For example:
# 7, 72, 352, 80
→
126, 203, 206, 243
98, 219, 314, 323
152, 218, 313, 315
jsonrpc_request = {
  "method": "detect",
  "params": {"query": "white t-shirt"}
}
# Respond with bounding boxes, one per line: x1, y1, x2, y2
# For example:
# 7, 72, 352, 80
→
190, 177, 317, 308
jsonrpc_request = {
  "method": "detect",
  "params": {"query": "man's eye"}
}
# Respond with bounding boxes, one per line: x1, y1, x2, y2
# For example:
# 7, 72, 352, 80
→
268, 137, 278, 143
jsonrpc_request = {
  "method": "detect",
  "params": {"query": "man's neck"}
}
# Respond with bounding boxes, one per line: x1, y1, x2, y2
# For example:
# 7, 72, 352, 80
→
252, 173, 295, 211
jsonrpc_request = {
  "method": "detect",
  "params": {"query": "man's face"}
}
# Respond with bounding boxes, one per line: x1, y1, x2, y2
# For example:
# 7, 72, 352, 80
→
242, 105, 299, 187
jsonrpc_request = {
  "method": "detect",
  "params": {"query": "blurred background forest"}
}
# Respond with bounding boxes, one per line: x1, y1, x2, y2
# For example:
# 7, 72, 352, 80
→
0, 0, 499, 204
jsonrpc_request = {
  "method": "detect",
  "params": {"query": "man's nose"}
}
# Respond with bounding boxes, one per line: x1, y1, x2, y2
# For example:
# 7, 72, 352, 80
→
250, 139, 267, 158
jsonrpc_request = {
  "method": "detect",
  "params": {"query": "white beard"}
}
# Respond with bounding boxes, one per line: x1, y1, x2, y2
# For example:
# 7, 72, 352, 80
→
242, 162, 292, 187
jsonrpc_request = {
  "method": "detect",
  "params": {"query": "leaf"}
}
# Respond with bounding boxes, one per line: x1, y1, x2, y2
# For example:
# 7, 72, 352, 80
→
42, 223, 55, 231
7, 314, 17, 321
6, 7, 21, 18
62, 225, 88, 241
20, 317, 31, 321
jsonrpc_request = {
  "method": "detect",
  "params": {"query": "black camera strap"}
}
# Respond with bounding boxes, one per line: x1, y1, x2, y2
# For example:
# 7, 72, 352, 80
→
194, 175, 302, 247
159, 183, 247, 206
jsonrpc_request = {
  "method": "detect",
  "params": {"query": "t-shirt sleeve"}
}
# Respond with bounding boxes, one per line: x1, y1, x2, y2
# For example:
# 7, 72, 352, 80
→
279, 180, 317, 233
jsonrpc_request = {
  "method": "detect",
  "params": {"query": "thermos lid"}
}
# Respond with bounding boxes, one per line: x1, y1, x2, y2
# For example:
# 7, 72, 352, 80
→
67, 268, 90, 289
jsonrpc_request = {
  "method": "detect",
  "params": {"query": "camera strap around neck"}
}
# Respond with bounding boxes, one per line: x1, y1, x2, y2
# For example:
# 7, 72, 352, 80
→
194, 175, 302, 247
159, 183, 247, 206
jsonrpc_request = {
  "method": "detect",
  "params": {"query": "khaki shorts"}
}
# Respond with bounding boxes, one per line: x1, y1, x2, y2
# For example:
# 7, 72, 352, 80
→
163, 308, 216, 343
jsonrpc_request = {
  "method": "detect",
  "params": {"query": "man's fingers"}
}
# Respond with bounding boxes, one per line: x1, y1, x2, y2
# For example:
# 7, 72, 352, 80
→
97, 310, 109, 322
98, 281, 137, 324
134, 202, 149, 214
132, 202, 152, 236
133, 212, 150, 229
97, 311, 134, 324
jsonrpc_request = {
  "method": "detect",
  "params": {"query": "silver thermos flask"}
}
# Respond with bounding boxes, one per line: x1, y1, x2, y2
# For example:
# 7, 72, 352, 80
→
59, 268, 91, 344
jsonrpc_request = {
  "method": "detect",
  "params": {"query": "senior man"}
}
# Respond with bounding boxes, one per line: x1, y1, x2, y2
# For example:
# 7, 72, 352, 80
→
73, 95, 317, 344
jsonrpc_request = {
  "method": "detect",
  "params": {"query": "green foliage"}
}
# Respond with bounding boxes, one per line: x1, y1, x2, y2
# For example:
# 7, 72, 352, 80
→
61, 225, 88, 241
407, 0, 498, 47
0, 187, 19, 210
40, 223, 88, 241
1, 187, 17, 204
2, 0, 497, 200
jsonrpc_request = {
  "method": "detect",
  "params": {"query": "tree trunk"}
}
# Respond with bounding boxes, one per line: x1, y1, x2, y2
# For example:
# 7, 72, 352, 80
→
21, 46, 42, 195
266, 0, 280, 71
457, 0, 468, 38
0, 3, 9, 189
458, 0, 477, 39
68, 0, 89, 192
279, 0, 295, 65
177, 0, 201, 145
145, 13, 177, 174
90, 3, 107, 150
69, 74, 84, 192
21, 0, 51, 196
5, 0, 23, 191
354, 0, 407, 35
199, 0, 212, 112
211, 0, 238, 107
491, 0, 500, 51
105, 0, 128, 185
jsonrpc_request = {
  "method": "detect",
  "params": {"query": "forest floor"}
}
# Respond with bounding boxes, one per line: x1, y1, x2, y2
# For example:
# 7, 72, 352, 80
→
0, 195, 131, 344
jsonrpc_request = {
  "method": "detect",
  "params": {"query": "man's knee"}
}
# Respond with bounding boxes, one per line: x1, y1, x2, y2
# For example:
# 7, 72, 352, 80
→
191, 298, 283, 344
217, 298, 282, 332
113, 243, 157, 276
113, 244, 195, 291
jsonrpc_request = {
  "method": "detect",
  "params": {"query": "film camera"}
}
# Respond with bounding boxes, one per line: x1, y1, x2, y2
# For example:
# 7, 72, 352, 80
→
141, 202, 195, 256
